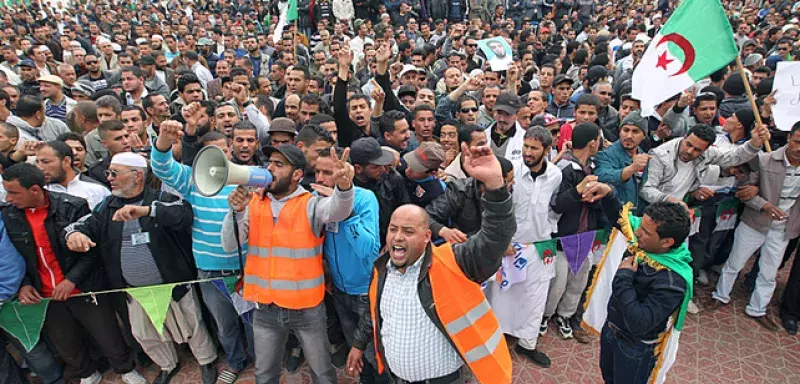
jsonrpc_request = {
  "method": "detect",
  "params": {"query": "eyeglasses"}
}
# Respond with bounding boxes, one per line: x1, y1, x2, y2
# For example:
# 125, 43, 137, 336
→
104, 169, 138, 178
467, 44, 478, 47
779, 47, 789, 51
460, 107, 479, 113
86, 61, 98, 64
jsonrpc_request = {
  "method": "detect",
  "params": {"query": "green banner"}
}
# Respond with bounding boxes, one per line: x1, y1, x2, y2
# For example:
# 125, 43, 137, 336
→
534, 238, 558, 262
127, 284, 177, 337
0, 299, 50, 352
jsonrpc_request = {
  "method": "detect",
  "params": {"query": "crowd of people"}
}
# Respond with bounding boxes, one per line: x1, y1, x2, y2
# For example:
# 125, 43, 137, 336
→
0, 0, 799, 384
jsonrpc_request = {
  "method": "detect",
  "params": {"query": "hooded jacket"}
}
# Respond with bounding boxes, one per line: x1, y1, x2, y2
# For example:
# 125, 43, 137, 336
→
7, 115, 71, 146
324, 187, 381, 295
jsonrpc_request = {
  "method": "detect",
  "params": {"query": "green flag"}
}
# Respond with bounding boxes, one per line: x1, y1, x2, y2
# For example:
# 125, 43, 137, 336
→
127, 284, 177, 336
222, 275, 238, 295
534, 238, 558, 264
287, 0, 298, 22
715, 199, 739, 232
631, 0, 737, 113
0, 299, 50, 352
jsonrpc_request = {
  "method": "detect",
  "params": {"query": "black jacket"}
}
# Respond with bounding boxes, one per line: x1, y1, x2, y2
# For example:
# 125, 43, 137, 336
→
65, 188, 196, 301
355, 170, 410, 247
1, 191, 102, 293
87, 156, 111, 188
426, 178, 484, 237
552, 153, 615, 237
352, 187, 514, 351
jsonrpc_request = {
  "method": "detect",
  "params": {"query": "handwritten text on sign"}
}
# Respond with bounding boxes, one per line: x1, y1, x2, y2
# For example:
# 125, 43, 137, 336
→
772, 61, 800, 132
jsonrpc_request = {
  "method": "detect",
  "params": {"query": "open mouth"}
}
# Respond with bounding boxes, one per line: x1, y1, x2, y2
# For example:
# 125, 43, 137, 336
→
390, 245, 407, 259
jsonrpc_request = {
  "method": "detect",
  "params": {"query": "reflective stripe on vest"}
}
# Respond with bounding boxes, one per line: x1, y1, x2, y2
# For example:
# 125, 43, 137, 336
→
248, 245, 323, 259
369, 244, 512, 383
243, 192, 325, 309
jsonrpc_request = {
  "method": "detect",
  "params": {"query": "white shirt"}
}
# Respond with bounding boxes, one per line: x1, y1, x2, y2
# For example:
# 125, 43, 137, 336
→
125, 87, 149, 106
779, 155, 800, 214
669, 159, 695, 201
380, 255, 463, 381
45, 175, 110, 209
191, 62, 214, 89
513, 161, 562, 243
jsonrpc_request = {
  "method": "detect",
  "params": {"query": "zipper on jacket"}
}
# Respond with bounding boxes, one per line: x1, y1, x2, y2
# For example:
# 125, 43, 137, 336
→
39, 246, 56, 290
332, 235, 347, 293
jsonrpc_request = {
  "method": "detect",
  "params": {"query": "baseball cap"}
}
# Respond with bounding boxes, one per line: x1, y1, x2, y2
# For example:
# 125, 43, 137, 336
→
398, 85, 416, 98
38, 75, 64, 87
198, 37, 214, 46
531, 113, 563, 127
399, 64, 424, 78
350, 137, 395, 166
262, 144, 307, 169
17, 59, 35, 68
494, 92, 522, 115
268, 117, 297, 136
403, 142, 445, 173
553, 74, 574, 86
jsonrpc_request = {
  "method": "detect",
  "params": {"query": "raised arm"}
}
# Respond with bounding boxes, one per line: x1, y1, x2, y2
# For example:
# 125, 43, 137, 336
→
151, 120, 194, 197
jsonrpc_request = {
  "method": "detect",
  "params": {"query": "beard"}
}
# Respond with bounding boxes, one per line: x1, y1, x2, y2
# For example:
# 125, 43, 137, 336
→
523, 153, 544, 168
111, 179, 138, 197
48, 167, 67, 185
266, 173, 293, 195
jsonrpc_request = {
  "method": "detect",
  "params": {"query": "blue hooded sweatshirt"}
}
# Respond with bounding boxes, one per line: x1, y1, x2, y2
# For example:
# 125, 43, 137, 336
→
324, 187, 380, 295
0, 218, 25, 301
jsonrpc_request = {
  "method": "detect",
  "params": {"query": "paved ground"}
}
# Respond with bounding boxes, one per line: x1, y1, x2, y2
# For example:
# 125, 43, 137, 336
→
82, 256, 799, 384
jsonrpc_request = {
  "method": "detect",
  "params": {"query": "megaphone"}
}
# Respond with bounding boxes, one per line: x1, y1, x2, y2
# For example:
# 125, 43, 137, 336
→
191, 145, 273, 197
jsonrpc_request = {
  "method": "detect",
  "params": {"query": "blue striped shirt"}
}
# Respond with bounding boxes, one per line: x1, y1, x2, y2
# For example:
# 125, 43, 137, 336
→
150, 146, 246, 271
45, 98, 67, 122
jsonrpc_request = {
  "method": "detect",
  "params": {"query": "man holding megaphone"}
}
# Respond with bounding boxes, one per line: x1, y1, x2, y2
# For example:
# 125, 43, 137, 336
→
150, 121, 256, 383
221, 144, 355, 384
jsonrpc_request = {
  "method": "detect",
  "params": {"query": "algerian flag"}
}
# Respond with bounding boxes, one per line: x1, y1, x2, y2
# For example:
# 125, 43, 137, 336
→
582, 230, 628, 336
689, 208, 702, 236
632, 0, 737, 115
715, 199, 739, 232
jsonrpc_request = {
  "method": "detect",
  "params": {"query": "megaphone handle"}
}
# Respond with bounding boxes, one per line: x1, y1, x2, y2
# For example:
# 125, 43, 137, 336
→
231, 210, 246, 277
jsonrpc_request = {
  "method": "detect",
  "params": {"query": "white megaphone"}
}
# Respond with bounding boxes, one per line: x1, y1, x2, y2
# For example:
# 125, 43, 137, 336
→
192, 145, 273, 197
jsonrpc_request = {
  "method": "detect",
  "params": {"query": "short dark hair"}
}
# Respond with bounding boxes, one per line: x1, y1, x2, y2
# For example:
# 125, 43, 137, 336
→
309, 113, 335, 126
290, 66, 310, 80
57, 132, 86, 149
571, 122, 601, 149
121, 105, 147, 120
379, 111, 406, 135
346, 94, 370, 110
230, 67, 248, 79
200, 131, 228, 146
121, 66, 144, 78
98, 120, 126, 140
643, 201, 691, 249
791, 121, 800, 136
15, 95, 44, 118
576, 94, 599, 110
458, 124, 484, 145
42, 140, 74, 163
297, 125, 334, 146
412, 104, 435, 119
457, 94, 479, 110
688, 124, 717, 145
177, 73, 202, 93
2, 163, 45, 189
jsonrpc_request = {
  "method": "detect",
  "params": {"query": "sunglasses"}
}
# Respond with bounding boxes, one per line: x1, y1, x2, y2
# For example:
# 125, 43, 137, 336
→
86, 61, 98, 64
467, 44, 478, 47
460, 107, 479, 113
104, 169, 138, 178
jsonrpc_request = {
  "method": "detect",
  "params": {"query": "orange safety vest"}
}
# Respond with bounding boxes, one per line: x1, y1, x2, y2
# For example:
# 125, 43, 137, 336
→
243, 192, 325, 309
369, 243, 512, 384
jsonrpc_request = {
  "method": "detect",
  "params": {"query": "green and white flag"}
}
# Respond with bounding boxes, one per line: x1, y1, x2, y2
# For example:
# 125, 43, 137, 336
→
632, 0, 738, 114
715, 199, 739, 232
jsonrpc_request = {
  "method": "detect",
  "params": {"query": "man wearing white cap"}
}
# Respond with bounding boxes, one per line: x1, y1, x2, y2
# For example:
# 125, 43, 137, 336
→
40, 74, 75, 122
66, 152, 220, 384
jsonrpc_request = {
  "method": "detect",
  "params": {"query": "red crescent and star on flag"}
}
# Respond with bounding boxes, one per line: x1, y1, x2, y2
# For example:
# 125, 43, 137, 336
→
655, 33, 696, 76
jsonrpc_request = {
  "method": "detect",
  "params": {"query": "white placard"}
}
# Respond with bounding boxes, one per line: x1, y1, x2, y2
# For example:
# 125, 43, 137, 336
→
771, 61, 800, 132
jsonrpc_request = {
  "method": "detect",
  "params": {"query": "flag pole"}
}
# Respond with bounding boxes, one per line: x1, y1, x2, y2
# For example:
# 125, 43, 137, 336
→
735, 55, 772, 152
